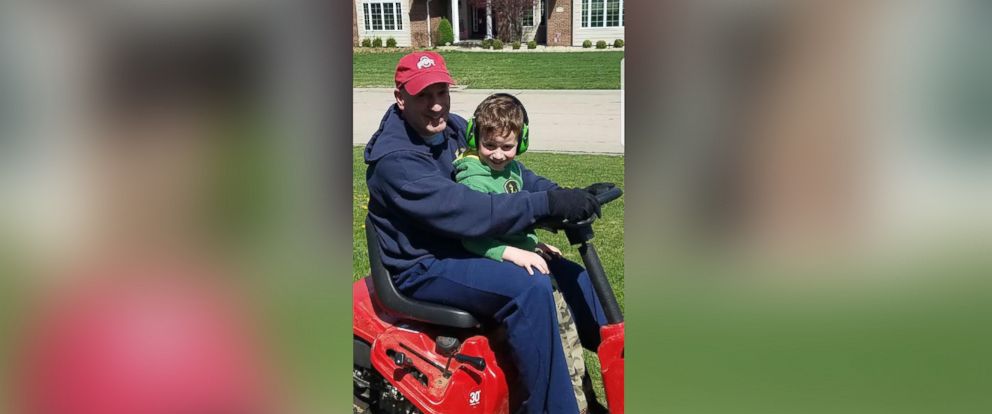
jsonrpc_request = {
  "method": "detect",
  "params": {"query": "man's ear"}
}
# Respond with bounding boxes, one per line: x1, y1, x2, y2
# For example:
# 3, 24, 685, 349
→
394, 88, 405, 111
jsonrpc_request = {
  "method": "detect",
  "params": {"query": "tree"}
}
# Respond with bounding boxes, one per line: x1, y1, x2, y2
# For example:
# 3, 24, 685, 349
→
469, 0, 537, 43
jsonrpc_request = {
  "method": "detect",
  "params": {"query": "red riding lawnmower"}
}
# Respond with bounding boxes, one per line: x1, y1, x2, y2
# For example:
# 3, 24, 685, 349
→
354, 183, 625, 414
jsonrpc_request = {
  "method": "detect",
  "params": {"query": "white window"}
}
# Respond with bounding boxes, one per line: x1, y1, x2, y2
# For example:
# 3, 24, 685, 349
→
582, 0, 623, 28
364, 1, 403, 31
522, 3, 535, 27
590, 0, 603, 27
606, 0, 620, 27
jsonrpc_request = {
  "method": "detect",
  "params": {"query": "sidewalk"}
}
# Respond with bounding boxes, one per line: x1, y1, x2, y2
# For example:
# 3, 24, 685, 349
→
353, 88, 623, 154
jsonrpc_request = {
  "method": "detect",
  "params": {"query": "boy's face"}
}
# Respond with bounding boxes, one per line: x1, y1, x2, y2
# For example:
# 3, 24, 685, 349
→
478, 129, 518, 171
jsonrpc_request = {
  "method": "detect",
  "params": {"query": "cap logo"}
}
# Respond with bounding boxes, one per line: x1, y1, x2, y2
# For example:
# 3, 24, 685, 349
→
416, 56, 436, 70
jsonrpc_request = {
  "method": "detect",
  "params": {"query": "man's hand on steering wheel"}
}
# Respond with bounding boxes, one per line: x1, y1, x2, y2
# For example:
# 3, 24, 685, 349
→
547, 188, 601, 222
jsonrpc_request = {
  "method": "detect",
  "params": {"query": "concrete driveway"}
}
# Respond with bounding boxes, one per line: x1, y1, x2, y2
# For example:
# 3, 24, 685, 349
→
353, 88, 623, 154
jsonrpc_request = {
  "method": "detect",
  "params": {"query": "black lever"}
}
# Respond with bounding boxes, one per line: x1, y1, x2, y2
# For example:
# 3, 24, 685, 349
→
436, 336, 461, 378
455, 354, 486, 371
398, 343, 450, 376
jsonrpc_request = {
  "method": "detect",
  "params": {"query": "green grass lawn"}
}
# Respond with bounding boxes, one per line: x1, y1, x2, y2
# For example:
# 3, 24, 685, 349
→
352, 146, 624, 404
354, 51, 624, 89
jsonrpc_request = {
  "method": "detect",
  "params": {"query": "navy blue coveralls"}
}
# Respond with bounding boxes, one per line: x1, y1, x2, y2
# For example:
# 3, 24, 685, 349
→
364, 104, 607, 413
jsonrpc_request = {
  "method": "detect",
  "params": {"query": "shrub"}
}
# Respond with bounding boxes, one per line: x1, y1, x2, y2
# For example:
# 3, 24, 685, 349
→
372, 37, 383, 48
595, 40, 607, 49
492, 39, 503, 50
512, 41, 521, 50
613, 39, 624, 48
582, 40, 592, 48
438, 18, 454, 46
386, 37, 397, 48
361, 38, 372, 48
527, 40, 537, 49
481, 38, 493, 49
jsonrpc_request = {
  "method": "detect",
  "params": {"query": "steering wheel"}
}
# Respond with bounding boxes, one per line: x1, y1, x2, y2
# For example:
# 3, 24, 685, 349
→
536, 182, 622, 232
585, 182, 623, 206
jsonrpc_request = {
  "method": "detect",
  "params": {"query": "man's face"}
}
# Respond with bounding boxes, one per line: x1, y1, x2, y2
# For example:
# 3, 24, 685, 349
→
395, 83, 450, 138
478, 129, 518, 171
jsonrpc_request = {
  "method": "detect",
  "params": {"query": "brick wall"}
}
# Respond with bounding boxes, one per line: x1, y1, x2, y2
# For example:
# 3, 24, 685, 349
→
409, 0, 448, 48
545, 0, 571, 46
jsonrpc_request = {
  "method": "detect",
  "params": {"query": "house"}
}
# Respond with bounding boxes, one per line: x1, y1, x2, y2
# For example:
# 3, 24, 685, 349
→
353, 0, 624, 48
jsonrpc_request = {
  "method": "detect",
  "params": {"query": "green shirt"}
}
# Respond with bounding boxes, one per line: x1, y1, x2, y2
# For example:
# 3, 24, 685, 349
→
453, 154, 539, 261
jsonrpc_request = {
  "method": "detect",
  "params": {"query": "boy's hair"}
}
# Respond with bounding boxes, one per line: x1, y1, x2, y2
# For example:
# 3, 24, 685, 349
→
472, 94, 526, 143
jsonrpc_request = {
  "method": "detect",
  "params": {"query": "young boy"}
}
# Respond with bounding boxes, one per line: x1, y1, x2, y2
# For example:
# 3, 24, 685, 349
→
453, 93, 589, 412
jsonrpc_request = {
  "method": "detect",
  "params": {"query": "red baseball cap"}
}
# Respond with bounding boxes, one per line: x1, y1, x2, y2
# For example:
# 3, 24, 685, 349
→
394, 51, 454, 95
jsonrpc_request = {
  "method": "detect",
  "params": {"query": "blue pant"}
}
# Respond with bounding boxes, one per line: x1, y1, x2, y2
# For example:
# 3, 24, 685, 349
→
395, 256, 607, 414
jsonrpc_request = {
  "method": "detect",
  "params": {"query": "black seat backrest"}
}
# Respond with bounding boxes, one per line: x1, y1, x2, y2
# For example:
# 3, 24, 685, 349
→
365, 216, 480, 329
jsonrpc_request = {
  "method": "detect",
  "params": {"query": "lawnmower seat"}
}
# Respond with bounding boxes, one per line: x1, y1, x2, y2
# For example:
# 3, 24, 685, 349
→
365, 216, 480, 329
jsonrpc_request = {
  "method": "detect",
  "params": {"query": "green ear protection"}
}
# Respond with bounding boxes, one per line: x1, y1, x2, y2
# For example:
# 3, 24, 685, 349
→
465, 93, 530, 154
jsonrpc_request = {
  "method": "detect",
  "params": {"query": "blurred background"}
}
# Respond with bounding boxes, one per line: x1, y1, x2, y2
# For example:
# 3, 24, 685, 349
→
643, 0, 991, 261
3, 0, 991, 413
626, 0, 992, 412
0, 0, 351, 412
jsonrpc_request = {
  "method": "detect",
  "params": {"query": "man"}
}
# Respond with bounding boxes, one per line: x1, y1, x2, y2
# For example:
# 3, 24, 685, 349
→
364, 51, 605, 414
